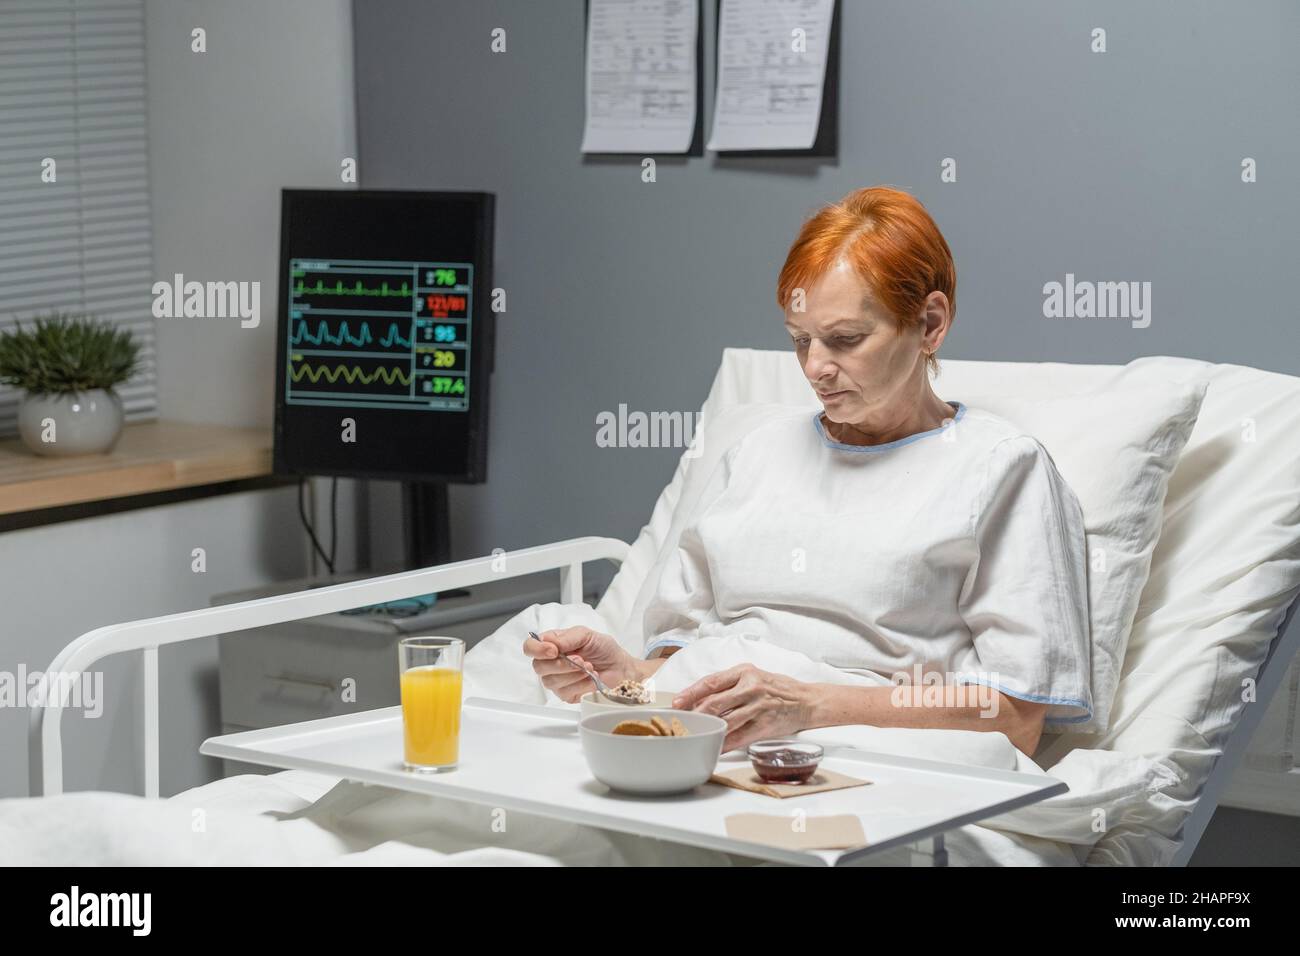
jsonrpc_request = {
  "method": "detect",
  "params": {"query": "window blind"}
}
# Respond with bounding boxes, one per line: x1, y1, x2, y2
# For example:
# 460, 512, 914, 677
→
0, 0, 157, 437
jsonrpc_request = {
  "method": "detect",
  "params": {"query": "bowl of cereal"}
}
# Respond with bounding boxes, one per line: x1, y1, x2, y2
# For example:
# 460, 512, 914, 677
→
578, 709, 726, 795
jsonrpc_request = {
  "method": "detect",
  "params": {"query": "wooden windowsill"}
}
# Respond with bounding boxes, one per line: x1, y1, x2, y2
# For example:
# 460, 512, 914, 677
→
0, 420, 279, 518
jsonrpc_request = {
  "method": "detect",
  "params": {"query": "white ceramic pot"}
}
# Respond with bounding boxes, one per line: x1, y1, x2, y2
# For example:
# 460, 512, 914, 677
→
17, 388, 124, 456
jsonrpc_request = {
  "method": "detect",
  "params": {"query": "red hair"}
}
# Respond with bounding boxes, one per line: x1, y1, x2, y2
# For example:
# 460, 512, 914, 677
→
776, 186, 956, 376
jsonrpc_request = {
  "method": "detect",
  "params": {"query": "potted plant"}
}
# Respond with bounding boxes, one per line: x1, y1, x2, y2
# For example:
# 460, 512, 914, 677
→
0, 312, 141, 456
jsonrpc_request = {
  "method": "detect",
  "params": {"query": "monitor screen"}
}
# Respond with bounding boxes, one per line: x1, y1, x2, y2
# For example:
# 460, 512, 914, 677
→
273, 189, 495, 482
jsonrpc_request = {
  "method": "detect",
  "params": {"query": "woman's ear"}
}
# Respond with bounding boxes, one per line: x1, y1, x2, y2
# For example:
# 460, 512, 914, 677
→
920, 290, 952, 351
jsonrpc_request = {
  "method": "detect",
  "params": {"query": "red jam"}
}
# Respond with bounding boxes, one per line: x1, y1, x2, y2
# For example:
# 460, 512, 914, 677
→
751, 748, 820, 784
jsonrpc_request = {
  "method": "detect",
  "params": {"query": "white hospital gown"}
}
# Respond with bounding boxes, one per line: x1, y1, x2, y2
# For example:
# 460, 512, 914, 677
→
641, 402, 1093, 725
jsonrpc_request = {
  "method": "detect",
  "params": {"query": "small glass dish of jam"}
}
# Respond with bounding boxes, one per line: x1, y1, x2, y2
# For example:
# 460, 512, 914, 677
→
747, 739, 824, 784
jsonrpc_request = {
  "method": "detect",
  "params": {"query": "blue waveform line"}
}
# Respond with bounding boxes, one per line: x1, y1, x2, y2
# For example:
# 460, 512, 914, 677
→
291, 319, 411, 348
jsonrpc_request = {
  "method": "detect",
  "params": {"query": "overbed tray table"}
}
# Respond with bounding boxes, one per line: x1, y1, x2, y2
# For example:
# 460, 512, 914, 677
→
201, 697, 1067, 867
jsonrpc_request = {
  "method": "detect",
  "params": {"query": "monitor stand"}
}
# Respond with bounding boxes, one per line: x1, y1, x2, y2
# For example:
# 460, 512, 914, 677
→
402, 480, 470, 599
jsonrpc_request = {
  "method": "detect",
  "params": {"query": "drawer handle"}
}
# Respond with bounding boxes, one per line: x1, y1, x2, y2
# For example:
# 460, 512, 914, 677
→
266, 673, 335, 693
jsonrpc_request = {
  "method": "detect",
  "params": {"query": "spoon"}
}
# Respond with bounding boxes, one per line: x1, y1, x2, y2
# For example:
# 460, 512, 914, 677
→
527, 631, 645, 705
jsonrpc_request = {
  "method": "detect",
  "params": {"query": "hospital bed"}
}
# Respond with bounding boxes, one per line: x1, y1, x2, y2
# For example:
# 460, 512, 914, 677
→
20, 350, 1300, 866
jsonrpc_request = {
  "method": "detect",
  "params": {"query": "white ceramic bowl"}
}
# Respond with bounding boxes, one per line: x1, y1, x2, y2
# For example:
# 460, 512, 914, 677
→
578, 689, 678, 718
578, 709, 727, 795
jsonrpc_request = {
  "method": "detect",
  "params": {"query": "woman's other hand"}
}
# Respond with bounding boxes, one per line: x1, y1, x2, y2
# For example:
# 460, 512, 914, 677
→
523, 627, 642, 703
671, 664, 815, 752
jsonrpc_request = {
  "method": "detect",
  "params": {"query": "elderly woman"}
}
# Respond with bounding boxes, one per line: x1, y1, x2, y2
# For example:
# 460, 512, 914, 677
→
525, 186, 1092, 758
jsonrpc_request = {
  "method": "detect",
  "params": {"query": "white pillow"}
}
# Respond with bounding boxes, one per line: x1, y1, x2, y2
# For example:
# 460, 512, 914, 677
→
614, 362, 1208, 736
1048, 361, 1300, 864
966, 376, 1207, 734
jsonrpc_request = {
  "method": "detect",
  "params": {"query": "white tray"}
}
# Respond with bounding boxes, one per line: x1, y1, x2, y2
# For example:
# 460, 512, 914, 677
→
201, 697, 1067, 867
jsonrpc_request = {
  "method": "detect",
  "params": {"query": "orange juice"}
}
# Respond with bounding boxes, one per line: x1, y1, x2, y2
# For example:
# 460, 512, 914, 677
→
400, 665, 462, 768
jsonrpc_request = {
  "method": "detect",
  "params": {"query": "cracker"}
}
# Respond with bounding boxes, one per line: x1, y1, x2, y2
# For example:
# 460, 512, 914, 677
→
611, 719, 657, 736
670, 717, 689, 737
649, 715, 672, 737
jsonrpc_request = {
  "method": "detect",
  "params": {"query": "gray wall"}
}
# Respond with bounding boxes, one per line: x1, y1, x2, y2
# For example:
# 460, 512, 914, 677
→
353, 0, 1300, 566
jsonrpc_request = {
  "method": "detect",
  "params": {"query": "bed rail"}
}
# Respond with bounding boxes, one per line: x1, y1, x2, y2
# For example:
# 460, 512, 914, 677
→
28, 536, 630, 798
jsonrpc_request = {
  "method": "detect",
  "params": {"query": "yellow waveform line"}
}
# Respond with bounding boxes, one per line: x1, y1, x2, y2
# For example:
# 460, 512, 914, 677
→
290, 362, 411, 386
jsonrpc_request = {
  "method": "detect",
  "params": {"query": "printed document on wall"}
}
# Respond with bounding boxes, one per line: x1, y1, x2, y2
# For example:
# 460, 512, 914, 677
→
707, 0, 835, 151
581, 0, 700, 153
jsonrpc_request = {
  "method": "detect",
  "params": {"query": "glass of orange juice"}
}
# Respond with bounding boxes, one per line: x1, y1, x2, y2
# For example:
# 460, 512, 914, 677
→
398, 636, 465, 773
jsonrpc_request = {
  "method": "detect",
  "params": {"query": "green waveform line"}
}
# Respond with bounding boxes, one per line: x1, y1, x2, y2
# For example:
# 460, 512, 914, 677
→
290, 363, 412, 386
291, 319, 411, 348
295, 278, 412, 297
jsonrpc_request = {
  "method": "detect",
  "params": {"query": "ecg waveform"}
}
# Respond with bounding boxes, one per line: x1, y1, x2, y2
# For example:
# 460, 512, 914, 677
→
294, 278, 414, 298
291, 319, 412, 350
284, 258, 472, 411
